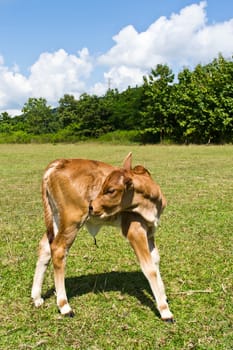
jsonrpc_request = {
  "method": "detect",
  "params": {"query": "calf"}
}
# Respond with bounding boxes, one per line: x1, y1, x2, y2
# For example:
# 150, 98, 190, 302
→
31, 153, 173, 322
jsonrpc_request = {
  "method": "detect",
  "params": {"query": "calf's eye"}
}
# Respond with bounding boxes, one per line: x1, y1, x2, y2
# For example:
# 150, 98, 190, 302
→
105, 188, 116, 195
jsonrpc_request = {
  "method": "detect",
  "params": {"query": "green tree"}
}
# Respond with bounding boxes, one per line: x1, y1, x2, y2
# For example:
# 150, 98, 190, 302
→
57, 94, 79, 128
75, 93, 111, 137
22, 98, 56, 134
175, 55, 233, 143
140, 64, 175, 142
105, 87, 143, 130
0, 112, 12, 133
204, 55, 233, 143
59, 93, 113, 139
175, 66, 205, 143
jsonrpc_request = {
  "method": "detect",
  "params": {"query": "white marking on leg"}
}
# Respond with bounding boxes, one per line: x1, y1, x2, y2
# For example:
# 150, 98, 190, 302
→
148, 239, 168, 299
31, 235, 51, 307
34, 297, 45, 308
160, 308, 174, 320
150, 246, 160, 265
53, 215, 59, 237
59, 303, 72, 315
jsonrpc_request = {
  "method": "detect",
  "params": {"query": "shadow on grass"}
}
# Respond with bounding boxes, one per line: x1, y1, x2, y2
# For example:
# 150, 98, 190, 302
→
44, 270, 160, 318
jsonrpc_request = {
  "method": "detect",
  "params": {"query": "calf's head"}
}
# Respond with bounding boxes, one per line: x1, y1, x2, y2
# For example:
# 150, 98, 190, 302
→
90, 153, 166, 226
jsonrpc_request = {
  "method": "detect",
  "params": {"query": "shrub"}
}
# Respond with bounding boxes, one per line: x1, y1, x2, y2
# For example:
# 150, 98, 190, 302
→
98, 130, 141, 144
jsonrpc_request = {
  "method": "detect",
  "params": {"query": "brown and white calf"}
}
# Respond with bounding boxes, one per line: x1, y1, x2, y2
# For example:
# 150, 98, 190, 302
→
31, 153, 174, 322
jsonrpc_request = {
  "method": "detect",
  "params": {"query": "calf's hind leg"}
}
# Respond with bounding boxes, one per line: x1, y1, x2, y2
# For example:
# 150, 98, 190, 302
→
50, 222, 78, 316
31, 233, 51, 307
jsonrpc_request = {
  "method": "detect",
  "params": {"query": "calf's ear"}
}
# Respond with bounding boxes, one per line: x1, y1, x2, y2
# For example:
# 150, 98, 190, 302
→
123, 152, 132, 171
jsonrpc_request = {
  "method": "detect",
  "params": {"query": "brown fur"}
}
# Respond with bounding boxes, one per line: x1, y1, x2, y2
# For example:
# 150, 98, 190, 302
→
31, 153, 173, 321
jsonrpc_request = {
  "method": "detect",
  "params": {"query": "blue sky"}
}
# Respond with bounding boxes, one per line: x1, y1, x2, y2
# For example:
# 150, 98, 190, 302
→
0, 0, 233, 115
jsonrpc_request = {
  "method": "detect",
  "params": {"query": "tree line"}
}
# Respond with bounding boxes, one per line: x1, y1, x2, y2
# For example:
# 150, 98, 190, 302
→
0, 54, 232, 144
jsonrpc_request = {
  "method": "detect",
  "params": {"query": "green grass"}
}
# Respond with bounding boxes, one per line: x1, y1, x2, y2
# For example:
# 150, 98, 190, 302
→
0, 144, 232, 349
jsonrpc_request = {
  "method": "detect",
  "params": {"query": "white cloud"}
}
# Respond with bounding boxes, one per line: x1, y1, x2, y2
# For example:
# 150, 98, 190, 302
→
98, 2, 209, 69
104, 66, 144, 89
90, 81, 107, 96
0, 61, 31, 109
2, 109, 21, 117
97, 1, 233, 91
29, 48, 92, 101
0, 48, 93, 114
192, 19, 233, 62
90, 65, 145, 95
0, 1, 233, 113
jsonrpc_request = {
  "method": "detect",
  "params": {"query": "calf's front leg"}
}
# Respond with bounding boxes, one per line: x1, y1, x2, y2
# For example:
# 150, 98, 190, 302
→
122, 214, 174, 322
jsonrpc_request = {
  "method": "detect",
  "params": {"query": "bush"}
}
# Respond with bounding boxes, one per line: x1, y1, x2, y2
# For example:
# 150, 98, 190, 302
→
0, 131, 31, 143
98, 130, 141, 144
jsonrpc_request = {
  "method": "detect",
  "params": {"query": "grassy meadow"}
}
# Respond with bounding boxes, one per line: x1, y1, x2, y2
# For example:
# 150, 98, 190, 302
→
0, 143, 232, 349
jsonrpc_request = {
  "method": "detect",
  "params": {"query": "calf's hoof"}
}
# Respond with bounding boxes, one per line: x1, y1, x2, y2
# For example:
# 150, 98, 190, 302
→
64, 310, 75, 318
33, 297, 44, 308
163, 317, 175, 324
